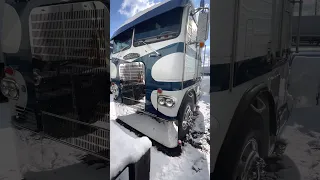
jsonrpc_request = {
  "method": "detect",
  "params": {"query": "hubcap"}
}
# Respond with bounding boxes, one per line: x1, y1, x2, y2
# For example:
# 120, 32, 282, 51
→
182, 105, 193, 130
234, 138, 266, 180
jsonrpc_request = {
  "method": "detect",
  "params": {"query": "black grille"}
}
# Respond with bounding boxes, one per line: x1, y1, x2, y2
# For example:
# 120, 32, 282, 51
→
42, 111, 109, 160
13, 106, 38, 131
27, 1, 110, 160
30, 7, 106, 62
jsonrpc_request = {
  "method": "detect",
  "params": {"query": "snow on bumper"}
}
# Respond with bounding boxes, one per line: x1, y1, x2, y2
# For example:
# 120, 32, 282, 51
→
114, 102, 179, 148
110, 120, 152, 178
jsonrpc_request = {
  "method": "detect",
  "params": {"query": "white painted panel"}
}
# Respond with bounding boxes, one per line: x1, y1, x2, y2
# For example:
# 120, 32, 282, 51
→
151, 53, 184, 82
184, 54, 196, 81
1, 3, 21, 53
110, 62, 117, 79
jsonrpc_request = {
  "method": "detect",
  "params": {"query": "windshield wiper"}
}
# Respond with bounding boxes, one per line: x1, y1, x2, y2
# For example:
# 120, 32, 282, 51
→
114, 45, 131, 59
139, 40, 161, 57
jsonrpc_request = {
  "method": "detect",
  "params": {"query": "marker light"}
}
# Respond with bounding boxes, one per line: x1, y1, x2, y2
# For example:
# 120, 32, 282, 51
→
4, 67, 14, 76
199, 42, 205, 48
157, 88, 162, 94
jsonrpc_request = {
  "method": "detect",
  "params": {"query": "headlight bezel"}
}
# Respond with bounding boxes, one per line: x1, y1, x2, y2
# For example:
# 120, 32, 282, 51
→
158, 97, 166, 105
157, 95, 176, 108
0, 78, 19, 100
165, 98, 174, 107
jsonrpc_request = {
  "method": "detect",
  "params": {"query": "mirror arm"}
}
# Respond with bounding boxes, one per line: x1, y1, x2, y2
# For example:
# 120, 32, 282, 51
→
190, 7, 209, 16
188, 41, 201, 45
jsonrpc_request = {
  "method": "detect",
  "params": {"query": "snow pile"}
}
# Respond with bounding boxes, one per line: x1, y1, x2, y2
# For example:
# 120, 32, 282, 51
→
12, 130, 85, 173
110, 76, 211, 180
277, 124, 320, 180
110, 120, 152, 178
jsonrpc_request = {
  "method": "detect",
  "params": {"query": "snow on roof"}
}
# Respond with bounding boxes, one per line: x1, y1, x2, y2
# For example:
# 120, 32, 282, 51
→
110, 120, 152, 178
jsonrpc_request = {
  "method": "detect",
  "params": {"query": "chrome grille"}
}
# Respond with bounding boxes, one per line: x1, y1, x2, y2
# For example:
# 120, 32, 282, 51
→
119, 62, 145, 82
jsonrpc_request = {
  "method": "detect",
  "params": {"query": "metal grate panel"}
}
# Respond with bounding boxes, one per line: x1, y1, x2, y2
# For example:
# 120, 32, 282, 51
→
42, 111, 109, 160
13, 106, 39, 132
27, 1, 110, 160
29, 2, 107, 63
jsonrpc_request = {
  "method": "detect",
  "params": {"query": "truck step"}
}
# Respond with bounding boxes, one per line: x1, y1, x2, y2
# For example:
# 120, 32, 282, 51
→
114, 102, 178, 148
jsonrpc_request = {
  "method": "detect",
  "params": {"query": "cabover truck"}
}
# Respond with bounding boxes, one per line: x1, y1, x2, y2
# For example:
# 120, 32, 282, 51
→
0, 0, 110, 179
211, 0, 298, 179
110, 0, 209, 148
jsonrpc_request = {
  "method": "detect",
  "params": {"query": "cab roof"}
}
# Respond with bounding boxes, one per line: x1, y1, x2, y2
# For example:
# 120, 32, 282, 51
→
111, 0, 193, 40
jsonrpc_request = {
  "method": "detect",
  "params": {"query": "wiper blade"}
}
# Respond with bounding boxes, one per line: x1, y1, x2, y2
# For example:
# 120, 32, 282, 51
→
115, 45, 130, 59
139, 40, 161, 57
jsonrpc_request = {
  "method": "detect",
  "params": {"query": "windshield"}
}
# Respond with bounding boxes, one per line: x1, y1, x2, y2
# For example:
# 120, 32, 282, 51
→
133, 7, 183, 46
112, 29, 133, 54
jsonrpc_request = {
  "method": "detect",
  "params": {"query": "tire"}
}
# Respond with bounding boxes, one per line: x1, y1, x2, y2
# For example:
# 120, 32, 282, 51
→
177, 93, 195, 140
213, 109, 268, 180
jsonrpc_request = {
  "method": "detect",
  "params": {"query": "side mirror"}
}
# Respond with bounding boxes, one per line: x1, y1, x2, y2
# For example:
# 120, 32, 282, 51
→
196, 12, 209, 42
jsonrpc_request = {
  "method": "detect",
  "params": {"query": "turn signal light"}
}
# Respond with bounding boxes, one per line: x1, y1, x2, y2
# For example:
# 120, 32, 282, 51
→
199, 42, 205, 48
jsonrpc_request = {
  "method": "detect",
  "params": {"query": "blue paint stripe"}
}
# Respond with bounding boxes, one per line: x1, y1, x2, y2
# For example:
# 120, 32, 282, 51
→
211, 50, 290, 92
111, 42, 203, 118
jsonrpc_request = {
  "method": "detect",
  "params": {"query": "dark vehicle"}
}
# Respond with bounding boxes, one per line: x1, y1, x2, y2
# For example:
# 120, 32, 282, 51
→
0, 0, 110, 179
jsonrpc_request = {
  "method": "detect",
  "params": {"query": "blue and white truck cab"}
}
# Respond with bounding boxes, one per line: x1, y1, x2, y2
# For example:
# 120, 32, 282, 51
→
110, 0, 209, 148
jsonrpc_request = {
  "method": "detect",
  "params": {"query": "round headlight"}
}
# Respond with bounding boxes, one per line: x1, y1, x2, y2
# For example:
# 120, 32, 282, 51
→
8, 83, 18, 98
0, 81, 9, 95
9, 88, 18, 98
1, 86, 9, 96
165, 98, 174, 107
158, 97, 165, 105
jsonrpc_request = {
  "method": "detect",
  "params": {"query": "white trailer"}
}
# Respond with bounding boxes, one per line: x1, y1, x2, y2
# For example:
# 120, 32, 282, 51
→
210, 0, 298, 179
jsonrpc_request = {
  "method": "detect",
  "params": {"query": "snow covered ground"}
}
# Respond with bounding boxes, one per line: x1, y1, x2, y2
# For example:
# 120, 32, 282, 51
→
0, 68, 320, 180
270, 55, 320, 180
111, 76, 211, 180
263, 107, 320, 180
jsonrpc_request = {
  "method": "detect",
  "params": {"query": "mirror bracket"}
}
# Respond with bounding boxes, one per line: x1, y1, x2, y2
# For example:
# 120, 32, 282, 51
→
190, 7, 209, 16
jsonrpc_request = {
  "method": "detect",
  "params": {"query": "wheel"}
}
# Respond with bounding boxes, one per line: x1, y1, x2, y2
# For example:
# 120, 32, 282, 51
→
232, 130, 266, 180
213, 96, 269, 180
177, 93, 195, 140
